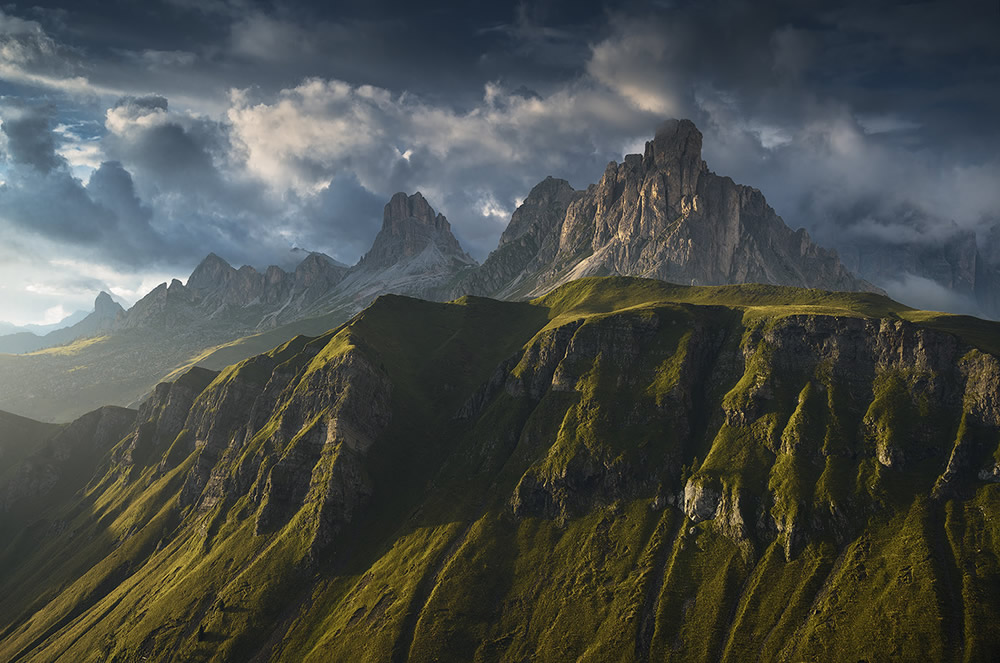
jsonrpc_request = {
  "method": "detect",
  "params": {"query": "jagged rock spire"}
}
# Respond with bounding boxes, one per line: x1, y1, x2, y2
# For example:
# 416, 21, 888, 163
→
359, 192, 475, 270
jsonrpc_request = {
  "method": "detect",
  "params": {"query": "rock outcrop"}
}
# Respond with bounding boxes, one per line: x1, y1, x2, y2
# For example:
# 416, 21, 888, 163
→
455, 119, 877, 299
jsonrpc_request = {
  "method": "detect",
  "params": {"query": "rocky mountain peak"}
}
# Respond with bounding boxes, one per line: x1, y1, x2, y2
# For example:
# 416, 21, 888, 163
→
499, 177, 578, 247
93, 291, 123, 318
360, 192, 474, 271
295, 252, 347, 282
383, 191, 446, 231
641, 118, 706, 200
455, 118, 875, 299
645, 119, 703, 165
187, 252, 235, 291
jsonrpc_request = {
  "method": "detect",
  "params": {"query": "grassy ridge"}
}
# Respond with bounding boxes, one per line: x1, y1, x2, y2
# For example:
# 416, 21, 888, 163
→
1, 277, 999, 661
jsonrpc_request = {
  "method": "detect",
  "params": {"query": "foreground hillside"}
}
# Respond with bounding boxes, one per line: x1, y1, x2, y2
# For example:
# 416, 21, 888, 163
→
1, 277, 999, 662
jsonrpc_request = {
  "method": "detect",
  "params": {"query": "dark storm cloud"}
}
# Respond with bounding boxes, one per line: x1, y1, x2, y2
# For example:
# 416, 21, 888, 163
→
0, 105, 164, 260
571, 0, 1000, 254
87, 161, 153, 230
4, 1, 611, 110
0, 103, 279, 272
1, 108, 63, 172
0, 0, 996, 322
94, 95, 389, 272
295, 174, 387, 262
103, 100, 224, 195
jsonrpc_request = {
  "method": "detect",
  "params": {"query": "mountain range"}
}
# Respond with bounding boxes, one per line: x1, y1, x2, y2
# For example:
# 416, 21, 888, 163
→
0, 310, 88, 337
2, 277, 999, 661
0, 120, 883, 423
833, 218, 1000, 318
0, 293, 124, 355
2, 118, 1000, 662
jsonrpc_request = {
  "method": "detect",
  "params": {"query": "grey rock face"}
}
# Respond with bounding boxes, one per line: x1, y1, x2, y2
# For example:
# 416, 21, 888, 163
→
331, 192, 477, 306
835, 220, 1000, 317
684, 478, 721, 522
113, 366, 218, 478
453, 177, 583, 299
975, 223, 1000, 317
456, 119, 877, 300
122, 251, 350, 333
362, 191, 474, 271
156, 333, 393, 560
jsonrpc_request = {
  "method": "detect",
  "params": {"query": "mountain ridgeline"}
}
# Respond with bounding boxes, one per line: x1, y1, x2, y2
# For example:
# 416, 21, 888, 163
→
455, 119, 875, 299
0, 120, 884, 423
0, 292, 124, 355
833, 214, 1000, 319
1, 277, 1000, 661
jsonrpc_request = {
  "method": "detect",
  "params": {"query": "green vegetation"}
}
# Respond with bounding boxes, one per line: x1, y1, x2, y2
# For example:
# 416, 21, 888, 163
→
0, 410, 62, 483
2, 276, 1000, 662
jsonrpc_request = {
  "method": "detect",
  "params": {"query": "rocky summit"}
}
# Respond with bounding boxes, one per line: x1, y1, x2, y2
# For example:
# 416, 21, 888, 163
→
327, 191, 477, 306
2, 277, 999, 662
456, 119, 877, 299
360, 191, 474, 271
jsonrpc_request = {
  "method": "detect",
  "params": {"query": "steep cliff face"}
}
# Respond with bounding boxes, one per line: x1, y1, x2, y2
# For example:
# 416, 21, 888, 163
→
456, 176, 583, 298
975, 222, 1000, 317
0, 405, 135, 526
330, 192, 477, 307
358, 192, 472, 271
459, 120, 876, 299
841, 226, 980, 298
113, 366, 218, 478
3, 277, 999, 662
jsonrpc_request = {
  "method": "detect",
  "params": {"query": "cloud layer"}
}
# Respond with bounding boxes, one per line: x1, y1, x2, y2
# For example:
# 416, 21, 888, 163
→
0, 0, 996, 324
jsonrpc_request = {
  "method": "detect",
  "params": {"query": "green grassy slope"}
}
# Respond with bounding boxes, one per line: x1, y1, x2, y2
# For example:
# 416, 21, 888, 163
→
0, 410, 63, 483
158, 310, 357, 384
0, 309, 356, 423
2, 277, 999, 662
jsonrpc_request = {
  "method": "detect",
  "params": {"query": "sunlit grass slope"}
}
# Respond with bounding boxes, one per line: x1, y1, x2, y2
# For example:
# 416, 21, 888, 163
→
1, 277, 999, 662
